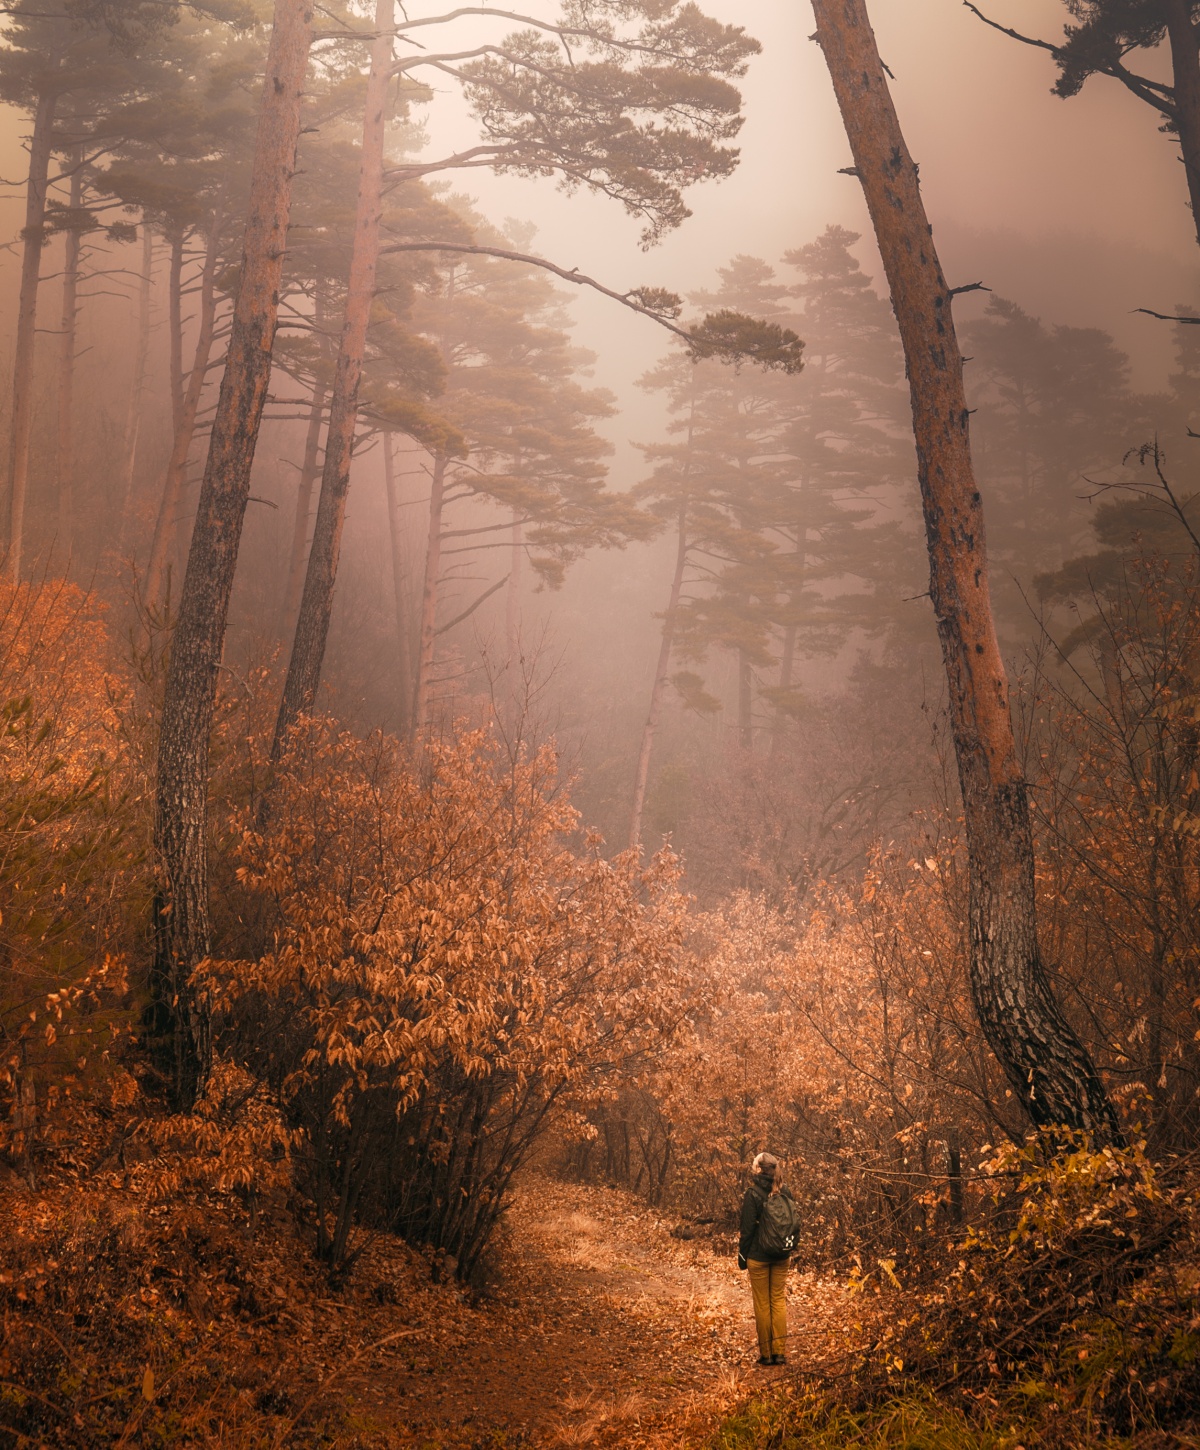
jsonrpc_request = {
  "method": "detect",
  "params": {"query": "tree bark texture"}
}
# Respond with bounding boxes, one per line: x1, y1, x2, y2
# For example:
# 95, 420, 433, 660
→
629, 501, 688, 850
382, 431, 414, 730
5, 89, 58, 583
811, 0, 1120, 1140
271, 0, 393, 759
1164, 0, 1200, 247
412, 453, 447, 733
55, 155, 82, 566
145, 198, 225, 605
120, 226, 154, 543
153, 0, 313, 1109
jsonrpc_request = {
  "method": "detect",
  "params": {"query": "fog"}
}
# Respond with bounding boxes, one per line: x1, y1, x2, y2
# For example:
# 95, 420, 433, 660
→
0, 0, 1196, 858
7, 7, 1200, 1413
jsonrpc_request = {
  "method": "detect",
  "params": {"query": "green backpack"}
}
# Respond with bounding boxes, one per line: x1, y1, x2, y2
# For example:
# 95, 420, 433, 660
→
756, 1190, 799, 1258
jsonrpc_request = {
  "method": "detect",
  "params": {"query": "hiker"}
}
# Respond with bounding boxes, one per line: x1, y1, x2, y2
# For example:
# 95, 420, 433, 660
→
737, 1151, 798, 1367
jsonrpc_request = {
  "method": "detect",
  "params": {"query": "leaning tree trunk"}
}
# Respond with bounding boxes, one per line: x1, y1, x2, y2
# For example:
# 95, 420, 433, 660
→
629, 499, 689, 850
270, 0, 393, 760
812, 0, 1119, 1140
153, 0, 313, 1109
5, 89, 58, 584
382, 431, 414, 730
1164, 0, 1200, 249
55, 153, 83, 567
145, 197, 225, 606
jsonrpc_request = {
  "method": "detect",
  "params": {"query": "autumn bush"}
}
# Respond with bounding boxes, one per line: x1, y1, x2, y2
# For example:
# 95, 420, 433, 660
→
1029, 551, 1200, 1151
569, 859, 1006, 1267
0, 1067, 429, 1449
0, 577, 145, 1182
206, 717, 691, 1279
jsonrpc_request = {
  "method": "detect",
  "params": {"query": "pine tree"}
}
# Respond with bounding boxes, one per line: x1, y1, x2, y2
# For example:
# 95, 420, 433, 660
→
628, 260, 799, 844
813, 0, 1120, 1141
772, 225, 916, 721
407, 219, 642, 732
153, 0, 314, 1107
95, 5, 270, 597
967, 0, 1200, 248
961, 297, 1156, 605
0, 0, 177, 580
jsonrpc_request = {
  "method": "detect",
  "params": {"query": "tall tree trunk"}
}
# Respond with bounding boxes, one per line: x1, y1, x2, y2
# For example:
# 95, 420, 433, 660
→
737, 649, 752, 750
270, 0, 393, 759
145, 198, 225, 605
812, 0, 1119, 1140
1165, 0, 1200, 248
119, 225, 154, 544
5, 89, 58, 584
56, 153, 83, 567
281, 375, 327, 629
506, 507, 522, 705
630, 500, 688, 850
281, 288, 330, 633
382, 430, 414, 730
153, 0, 313, 1110
412, 453, 447, 733
167, 229, 185, 440
770, 619, 798, 759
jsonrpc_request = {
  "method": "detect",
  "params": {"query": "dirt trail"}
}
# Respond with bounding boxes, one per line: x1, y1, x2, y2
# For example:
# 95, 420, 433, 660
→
341, 1179, 852, 1447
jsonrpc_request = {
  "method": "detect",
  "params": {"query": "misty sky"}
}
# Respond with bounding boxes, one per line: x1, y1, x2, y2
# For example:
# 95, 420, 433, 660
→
431, 0, 1197, 467
1, 0, 1194, 428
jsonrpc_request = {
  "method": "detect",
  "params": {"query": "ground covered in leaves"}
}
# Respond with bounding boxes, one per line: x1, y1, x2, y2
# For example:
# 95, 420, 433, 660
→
11, 1142, 1192, 1449
0, 1162, 861, 1448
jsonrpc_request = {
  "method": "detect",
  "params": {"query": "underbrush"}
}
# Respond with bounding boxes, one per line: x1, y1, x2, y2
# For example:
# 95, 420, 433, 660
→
0, 1080, 479, 1449
706, 1135, 1200, 1450
879, 1135, 1200, 1438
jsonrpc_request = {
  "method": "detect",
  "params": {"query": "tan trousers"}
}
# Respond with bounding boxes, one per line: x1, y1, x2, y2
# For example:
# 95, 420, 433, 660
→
747, 1257, 789, 1357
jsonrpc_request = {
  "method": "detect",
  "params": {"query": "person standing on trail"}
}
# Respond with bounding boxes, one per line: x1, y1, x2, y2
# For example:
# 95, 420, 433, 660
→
737, 1152, 798, 1367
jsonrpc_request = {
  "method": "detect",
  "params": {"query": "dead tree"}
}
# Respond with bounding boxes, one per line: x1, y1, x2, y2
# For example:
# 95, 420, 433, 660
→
811, 0, 1120, 1140
153, 0, 313, 1108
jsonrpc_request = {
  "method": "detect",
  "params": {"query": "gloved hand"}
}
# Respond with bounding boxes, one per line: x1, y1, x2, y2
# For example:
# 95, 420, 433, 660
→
737, 1253, 747, 1271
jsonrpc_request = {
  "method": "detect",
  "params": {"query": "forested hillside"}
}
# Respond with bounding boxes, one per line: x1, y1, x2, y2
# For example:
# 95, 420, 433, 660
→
1, 0, 1199, 1446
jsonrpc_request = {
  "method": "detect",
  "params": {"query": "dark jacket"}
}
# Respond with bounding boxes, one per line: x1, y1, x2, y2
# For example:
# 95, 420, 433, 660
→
738, 1173, 795, 1262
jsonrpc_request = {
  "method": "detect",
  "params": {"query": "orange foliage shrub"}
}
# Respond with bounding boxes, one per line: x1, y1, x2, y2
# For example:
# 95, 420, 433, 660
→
587, 866, 1004, 1263
0, 579, 142, 1177
207, 718, 690, 1277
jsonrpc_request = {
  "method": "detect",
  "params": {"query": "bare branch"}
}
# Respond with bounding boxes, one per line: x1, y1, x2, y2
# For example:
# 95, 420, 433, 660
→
962, 1, 1060, 56
1134, 307, 1200, 323
378, 239, 700, 347
435, 574, 509, 635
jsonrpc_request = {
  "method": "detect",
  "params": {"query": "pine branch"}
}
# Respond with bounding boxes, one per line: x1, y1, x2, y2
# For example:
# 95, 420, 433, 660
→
378, 240, 803, 370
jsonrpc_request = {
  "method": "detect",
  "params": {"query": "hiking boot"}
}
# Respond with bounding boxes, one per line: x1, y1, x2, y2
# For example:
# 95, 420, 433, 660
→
756, 1356, 772, 1367
771, 1354, 787, 1365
